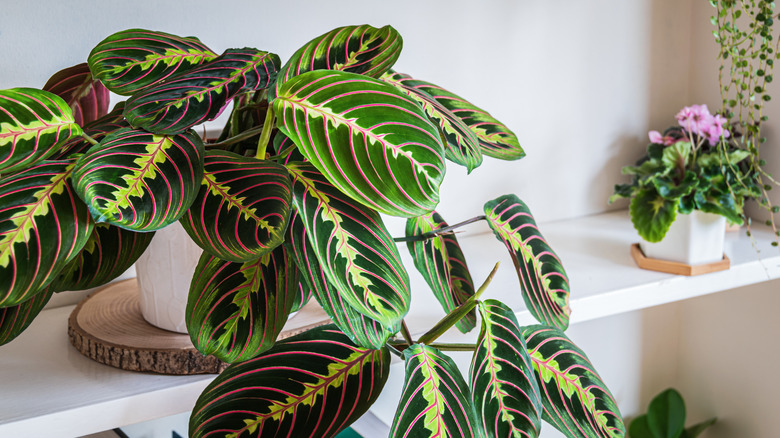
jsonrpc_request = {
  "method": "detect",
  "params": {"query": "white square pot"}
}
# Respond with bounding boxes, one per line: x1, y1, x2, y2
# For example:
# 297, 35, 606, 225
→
638, 211, 726, 265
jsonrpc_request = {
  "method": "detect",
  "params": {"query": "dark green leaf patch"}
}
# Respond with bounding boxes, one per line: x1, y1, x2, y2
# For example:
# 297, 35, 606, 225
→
287, 162, 410, 329
523, 325, 625, 438
181, 150, 292, 263
405, 211, 476, 333
0, 88, 83, 174
88, 29, 218, 96
187, 245, 298, 363
72, 128, 205, 231
0, 161, 94, 307
190, 324, 390, 438
484, 194, 570, 330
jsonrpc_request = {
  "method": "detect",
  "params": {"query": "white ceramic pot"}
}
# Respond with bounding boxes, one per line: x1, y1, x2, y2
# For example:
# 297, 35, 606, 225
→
639, 211, 726, 265
135, 222, 201, 333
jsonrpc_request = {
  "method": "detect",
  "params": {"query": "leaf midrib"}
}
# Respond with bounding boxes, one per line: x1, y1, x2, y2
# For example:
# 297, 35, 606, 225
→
0, 168, 70, 268
479, 323, 524, 433
278, 90, 422, 166
229, 348, 375, 436
144, 53, 268, 109
288, 165, 375, 296
203, 171, 268, 228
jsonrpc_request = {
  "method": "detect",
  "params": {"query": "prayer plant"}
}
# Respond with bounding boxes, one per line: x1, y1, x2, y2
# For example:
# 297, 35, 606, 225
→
0, 25, 625, 437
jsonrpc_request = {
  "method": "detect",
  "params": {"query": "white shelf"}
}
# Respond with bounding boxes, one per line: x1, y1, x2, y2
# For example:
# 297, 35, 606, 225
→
0, 305, 215, 438
400, 209, 780, 334
536, 210, 779, 323
2, 210, 778, 437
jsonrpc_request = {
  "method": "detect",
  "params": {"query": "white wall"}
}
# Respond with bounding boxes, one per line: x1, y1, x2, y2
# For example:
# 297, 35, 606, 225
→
1, 0, 695, 223
676, 279, 780, 438
3, 0, 700, 310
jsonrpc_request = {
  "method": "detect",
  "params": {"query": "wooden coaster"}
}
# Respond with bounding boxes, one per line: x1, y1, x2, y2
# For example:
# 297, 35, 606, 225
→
630, 243, 730, 276
68, 279, 331, 375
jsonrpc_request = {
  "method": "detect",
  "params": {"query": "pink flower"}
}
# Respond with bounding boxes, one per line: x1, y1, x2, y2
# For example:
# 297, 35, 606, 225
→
676, 104, 714, 137
648, 130, 682, 146
703, 114, 730, 144
673, 104, 732, 145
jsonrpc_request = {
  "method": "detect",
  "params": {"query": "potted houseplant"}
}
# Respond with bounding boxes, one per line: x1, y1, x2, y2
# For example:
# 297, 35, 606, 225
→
628, 388, 716, 438
0, 25, 626, 437
610, 104, 760, 265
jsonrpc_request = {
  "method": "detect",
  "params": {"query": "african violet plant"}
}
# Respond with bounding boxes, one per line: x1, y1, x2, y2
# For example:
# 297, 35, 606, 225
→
610, 104, 760, 242
0, 25, 625, 437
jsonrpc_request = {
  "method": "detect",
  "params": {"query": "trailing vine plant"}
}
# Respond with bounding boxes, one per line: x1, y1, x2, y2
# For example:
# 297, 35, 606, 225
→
711, 0, 780, 245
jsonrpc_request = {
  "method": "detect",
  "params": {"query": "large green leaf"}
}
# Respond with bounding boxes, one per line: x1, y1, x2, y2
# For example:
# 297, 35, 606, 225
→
190, 324, 390, 438
652, 172, 697, 201
382, 71, 483, 172
646, 388, 686, 438
406, 211, 476, 333
291, 279, 313, 314
693, 188, 742, 225
660, 142, 691, 176
51, 223, 154, 292
630, 389, 715, 438
683, 418, 717, 438
276, 24, 402, 86
391, 78, 524, 161
628, 416, 654, 438
470, 300, 543, 438
484, 194, 570, 330
271, 130, 305, 165
0, 88, 83, 174
390, 344, 484, 438
287, 162, 410, 329
43, 63, 110, 126
124, 48, 281, 135
275, 70, 446, 218
286, 212, 397, 349
180, 150, 292, 263
629, 187, 677, 243
0, 161, 94, 307
0, 285, 53, 346
187, 245, 297, 364
88, 29, 218, 96
522, 325, 625, 438
71, 127, 205, 231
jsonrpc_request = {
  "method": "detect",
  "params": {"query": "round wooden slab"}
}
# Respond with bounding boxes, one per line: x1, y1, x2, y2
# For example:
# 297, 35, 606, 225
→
68, 279, 226, 375
68, 279, 333, 375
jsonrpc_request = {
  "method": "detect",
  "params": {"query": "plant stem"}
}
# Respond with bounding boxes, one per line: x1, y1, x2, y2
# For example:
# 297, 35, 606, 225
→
386, 341, 478, 352
207, 126, 264, 149
387, 343, 405, 359
400, 320, 414, 345
229, 98, 242, 138
427, 342, 477, 352
474, 261, 500, 297
417, 261, 499, 345
393, 215, 487, 243
255, 106, 275, 160
81, 133, 99, 146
